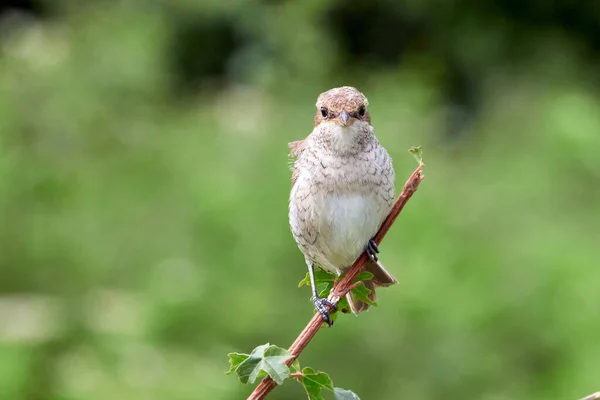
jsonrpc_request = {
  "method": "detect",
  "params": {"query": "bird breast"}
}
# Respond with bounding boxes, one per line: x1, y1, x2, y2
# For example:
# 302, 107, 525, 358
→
313, 189, 388, 270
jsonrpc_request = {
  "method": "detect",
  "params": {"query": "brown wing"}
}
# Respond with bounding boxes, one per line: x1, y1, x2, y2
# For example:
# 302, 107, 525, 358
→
288, 140, 306, 157
288, 139, 306, 188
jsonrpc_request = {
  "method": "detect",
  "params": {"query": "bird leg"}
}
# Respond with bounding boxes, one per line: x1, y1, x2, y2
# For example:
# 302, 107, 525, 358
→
306, 261, 336, 326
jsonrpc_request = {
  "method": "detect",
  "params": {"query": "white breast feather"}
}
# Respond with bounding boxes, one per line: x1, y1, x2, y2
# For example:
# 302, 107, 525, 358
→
315, 191, 385, 273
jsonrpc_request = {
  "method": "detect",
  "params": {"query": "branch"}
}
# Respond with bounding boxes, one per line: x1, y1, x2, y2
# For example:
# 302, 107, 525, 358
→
581, 393, 600, 400
248, 163, 425, 400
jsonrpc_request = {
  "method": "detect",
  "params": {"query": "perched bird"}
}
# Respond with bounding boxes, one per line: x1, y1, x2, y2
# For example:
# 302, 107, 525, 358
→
288, 86, 397, 326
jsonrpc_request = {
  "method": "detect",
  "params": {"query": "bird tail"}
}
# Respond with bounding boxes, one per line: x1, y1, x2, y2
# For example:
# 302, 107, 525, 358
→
346, 260, 398, 314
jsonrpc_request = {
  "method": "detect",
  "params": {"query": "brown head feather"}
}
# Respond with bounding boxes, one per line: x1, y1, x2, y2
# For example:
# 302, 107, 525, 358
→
290, 86, 371, 188
314, 86, 371, 127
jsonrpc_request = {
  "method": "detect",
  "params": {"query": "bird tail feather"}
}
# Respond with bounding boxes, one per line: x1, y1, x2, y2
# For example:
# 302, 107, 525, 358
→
346, 260, 398, 314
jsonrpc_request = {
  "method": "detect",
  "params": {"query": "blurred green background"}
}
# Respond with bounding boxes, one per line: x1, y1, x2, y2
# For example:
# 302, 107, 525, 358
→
1, 1, 600, 399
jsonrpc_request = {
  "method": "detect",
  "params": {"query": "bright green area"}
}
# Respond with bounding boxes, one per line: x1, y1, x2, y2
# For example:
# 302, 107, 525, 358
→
1, 2, 599, 400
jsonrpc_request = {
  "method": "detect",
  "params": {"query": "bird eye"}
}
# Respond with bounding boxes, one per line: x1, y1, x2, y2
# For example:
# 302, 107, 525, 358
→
320, 107, 328, 118
358, 106, 366, 117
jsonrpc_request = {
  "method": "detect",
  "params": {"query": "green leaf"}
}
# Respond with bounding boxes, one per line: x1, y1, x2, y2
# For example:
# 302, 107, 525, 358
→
409, 145, 423, 164
337, 296, 351, 314
334, 387, 361, 399
355, 271, 374, 282
226, 352, 249, 374
301, 268, 374, 319
262, 346, 294, 384
234, 344, 293, 385
290, 359, 301, 373
235, 344, 269, 384
298, 273, 311, 288
298, 269, 336, 287
350, 282, 377, 306
317, 282, 334, 299
317, 282, 331, 296
299, 367, 334, 400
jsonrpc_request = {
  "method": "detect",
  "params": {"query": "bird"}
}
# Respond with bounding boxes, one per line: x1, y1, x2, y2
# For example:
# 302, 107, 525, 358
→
288, 86, 397, 326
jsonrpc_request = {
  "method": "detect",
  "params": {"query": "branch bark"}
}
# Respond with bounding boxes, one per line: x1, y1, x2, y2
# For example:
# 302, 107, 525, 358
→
248, 163, 425, 400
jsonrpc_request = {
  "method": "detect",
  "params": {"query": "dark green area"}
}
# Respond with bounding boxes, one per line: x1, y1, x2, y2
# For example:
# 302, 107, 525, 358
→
1, 1, 599, 399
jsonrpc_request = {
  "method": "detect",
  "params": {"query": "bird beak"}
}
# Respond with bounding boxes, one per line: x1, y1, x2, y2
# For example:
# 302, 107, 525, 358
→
340, 111, 350, 126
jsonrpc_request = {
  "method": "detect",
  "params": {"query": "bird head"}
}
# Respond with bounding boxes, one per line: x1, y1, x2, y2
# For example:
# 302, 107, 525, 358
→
314, 86, 371, 128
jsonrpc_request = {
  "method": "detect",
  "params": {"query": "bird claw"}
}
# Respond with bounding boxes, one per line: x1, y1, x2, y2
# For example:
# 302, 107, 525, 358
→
312, 297, 337, 327
366, 239, 379, 262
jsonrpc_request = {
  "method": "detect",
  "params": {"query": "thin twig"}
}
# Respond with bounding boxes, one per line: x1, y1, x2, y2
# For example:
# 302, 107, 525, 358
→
247, 163, 425, 400
580, 392, 600, 400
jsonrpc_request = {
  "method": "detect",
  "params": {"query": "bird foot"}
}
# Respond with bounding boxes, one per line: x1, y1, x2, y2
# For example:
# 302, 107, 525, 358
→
312, 296, 337, 327
366, 239, 379, 262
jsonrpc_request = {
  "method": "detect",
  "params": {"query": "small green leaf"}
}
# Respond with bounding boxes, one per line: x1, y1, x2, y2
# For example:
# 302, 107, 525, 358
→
262, 346, 294, 384
317, 282, 334, 299
226, 352, 249, 374
317, 282, 330, 295
350, 283, 377, 306
298, 269, 336, 287
337, 296, 351, 314
235, 344, 269, 384
315, 269, 336, 282
299, 367, 334, 400
298, 274, 311, 287
409, 146, 423, 164
290, 358, 301, 373
355, 271, 374, 282
234, 344, 293, 385
334, 387, 361, 399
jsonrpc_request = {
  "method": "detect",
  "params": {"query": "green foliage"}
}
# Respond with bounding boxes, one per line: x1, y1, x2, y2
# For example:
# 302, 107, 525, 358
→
298, 367, 334, 400
298, 270, 374, 291
227, 344, 293, 385
409, 146, 424, 164
228, 348, 362, 400
296, 368, 360, 400
348, 283, 377, 307
298, 270, 376, 318
297, 269, 337, 288
228, 269, 376, 396
226, 353, 250, 375
334, 388, 361, 400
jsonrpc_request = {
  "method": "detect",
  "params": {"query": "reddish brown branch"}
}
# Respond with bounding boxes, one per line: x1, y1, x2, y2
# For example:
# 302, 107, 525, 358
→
248, 163, 425, 400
